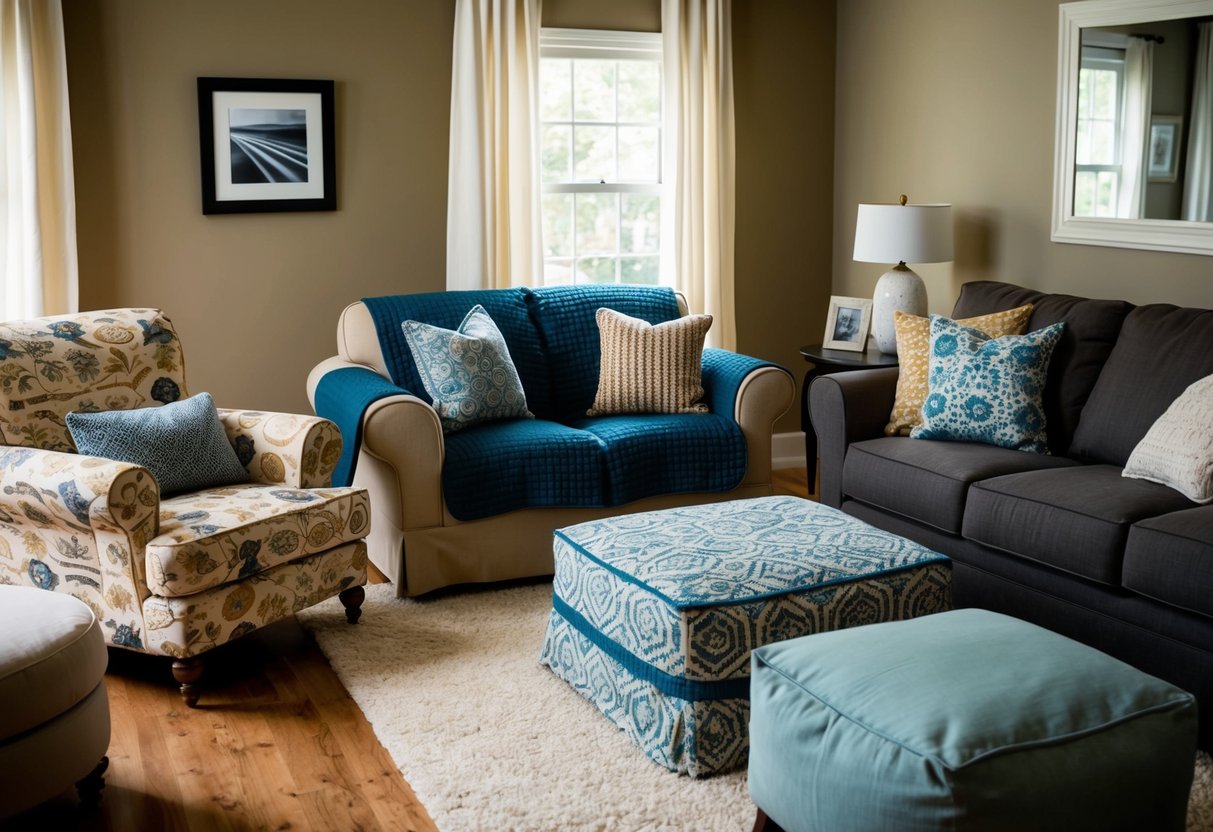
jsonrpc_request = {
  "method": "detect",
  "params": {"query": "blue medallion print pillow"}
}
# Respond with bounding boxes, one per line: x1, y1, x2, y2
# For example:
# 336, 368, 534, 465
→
910, 316, 1066, 454
66, 392, 250, 496
401, 304, 533, 433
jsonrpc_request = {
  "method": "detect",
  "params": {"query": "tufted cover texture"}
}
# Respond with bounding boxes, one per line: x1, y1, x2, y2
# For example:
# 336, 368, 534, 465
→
539, 496, 951, 776
0, 308, 187, 451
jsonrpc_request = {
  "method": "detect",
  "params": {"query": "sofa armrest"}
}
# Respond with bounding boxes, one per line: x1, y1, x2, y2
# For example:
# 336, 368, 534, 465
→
701, 348, 795, 487
309, 357, 445, 531
0, 446, 160, 624
216, 409, 341, 488
809, 366, 899, 508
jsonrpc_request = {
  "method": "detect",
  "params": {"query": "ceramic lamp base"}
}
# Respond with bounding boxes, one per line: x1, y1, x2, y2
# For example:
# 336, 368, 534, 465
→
872, 266, 928, 354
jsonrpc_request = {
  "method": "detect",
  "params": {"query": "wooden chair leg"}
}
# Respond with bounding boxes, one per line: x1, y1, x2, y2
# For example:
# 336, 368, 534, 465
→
76, 755, 109, 807
339, 585, 365, 624
171, 656, 204, 708
753, 808, 786, 832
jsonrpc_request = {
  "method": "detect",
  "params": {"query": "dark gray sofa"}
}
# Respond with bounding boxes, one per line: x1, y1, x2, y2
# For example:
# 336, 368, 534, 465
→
810, 280, 1213, 747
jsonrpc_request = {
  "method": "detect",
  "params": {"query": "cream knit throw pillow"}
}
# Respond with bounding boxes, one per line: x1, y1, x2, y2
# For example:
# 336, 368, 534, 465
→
885, 304, 1034, 436
1123, 373, 1213, 503
587, 308, 712, 416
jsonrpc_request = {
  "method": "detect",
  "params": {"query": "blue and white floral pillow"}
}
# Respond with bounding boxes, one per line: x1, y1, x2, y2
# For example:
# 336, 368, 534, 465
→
910, 316, 1065, 454
402, 305, 533, 433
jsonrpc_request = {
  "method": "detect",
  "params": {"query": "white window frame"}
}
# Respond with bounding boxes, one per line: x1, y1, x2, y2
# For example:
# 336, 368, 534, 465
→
539, 27, 666, 286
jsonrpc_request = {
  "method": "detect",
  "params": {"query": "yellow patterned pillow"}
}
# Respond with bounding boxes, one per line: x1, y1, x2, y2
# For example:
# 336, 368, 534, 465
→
588, 308, 712, 415
884, 304, 1034, 436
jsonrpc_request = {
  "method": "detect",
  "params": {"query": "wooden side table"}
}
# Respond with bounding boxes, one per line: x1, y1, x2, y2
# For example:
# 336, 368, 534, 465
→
800, 343, 898, 494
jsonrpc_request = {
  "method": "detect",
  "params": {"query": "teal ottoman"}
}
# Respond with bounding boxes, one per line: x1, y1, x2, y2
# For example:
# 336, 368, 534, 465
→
538, 496, 951, 777
748, 609, 1198, 832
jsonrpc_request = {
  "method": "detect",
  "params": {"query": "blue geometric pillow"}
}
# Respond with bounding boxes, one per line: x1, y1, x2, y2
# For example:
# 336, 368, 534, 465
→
402, 304, 533, 433
66, 392, 249, 496
911, 316, 1066, 454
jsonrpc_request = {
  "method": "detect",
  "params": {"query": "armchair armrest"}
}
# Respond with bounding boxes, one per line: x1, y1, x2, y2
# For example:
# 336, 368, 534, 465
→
216, 408, 341, 488
0, 447, 159, 637
808, 366, 899, 508
701, 348, 795, 487
309, 357, 445, 531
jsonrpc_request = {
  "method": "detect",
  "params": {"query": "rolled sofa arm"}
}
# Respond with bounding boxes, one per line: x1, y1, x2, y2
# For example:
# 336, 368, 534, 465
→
701, 348, 795, 488
0, 446, 160, 629
308, 357, 445, 531
809, 366, 899, 508
217, 408, 342, 488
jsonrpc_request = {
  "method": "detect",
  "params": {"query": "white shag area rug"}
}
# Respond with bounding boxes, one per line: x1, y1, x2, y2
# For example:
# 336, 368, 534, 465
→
298, 582, 1213, 832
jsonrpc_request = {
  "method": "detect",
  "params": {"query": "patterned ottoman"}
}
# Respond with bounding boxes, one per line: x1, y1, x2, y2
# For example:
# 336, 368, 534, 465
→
538, 495, 951, 777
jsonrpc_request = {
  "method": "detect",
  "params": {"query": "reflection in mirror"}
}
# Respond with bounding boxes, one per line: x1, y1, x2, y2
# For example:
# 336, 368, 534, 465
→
1053, 0, 1213, 255
1074, 18, 1211, 221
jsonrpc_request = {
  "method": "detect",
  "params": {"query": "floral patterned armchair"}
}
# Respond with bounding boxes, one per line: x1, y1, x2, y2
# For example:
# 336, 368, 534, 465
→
0, 308, 369, 706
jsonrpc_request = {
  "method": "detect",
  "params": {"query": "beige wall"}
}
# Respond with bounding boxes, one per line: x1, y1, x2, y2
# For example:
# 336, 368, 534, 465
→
834, 0, 1213, 318
64, 0, 824, 432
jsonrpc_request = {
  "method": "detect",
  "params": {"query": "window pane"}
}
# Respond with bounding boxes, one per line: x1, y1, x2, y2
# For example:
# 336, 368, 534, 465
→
618, 61, 660, 123
544, 258, 575, 285
1096, 171, 1118, 217
574, 60, 615, 122
577, 256, 617, 284
541, 125, 572, 184
1074, 171, 1094, 217
1090, 121, 1115, 165
621, 194, 659, 253
621, 255, 660, 285
1076, 119, 1091, 164
575, 193, 618, 256
574, 125, 615, 182
1078, 69, 1093, 119
541, 59, 572, 121
618, 127, 660, 181
543, 193, 573, 257
1092, 70, 1117, 120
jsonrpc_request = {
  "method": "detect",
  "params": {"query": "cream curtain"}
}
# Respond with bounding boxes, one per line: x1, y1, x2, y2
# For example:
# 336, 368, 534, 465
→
1183, 22, 1213, 223
0, 0, 77, 319
662, 0, 735, 350
1116, 37, 1152, 220
446, 0, 544, 291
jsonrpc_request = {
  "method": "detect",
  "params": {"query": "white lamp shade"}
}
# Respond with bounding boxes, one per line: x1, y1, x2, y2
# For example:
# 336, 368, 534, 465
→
853, 203, 954, 265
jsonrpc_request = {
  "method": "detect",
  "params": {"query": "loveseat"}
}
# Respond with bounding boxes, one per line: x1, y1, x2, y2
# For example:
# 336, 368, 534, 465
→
308, 285, 795, 597
810, 280, 1213, 747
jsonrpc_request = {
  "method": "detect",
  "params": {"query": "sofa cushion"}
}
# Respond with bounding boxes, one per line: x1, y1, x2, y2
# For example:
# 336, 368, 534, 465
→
843, 437, 1079, 534
569, 414, 746, 505
401, 304, 533, 433
1124, 507, 1213, 618
148, 485, 370, 597
362, 289, 553, 419
528, 285, 682, 420
951, 281, 1132, 454
1070, 304, 1213, 466
587, 309, 712, 416
442, 418, 606, 520
911, 318, 1064, 454
963, 465, 1195, 586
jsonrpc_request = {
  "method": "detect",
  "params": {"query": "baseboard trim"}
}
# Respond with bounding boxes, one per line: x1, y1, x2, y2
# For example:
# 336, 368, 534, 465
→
772, 431, 805, 471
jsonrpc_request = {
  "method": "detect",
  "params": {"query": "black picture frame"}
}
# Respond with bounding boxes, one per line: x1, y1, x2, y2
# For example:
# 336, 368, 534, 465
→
197, 77, 336, 215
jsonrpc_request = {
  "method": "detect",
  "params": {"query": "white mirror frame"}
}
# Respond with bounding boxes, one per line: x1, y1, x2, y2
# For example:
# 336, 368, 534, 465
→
1052, 0, 1213, 256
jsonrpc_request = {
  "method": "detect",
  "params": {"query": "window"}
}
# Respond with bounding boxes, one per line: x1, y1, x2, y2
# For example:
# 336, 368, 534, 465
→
539, 29, 665, 286
1074, 43, 1126, 217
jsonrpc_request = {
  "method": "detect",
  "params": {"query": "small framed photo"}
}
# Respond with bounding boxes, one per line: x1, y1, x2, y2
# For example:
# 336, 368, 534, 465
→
823, 296, 873, 352
1148, 115, 1182, 184
197, 77, 336, 214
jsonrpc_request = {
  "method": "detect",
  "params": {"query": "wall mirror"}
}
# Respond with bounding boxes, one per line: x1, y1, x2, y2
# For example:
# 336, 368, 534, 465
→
1053, 0, 1213, 255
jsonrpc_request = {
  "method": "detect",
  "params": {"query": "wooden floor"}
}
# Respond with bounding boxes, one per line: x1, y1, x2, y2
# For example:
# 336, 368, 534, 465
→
3, 468, 811, 832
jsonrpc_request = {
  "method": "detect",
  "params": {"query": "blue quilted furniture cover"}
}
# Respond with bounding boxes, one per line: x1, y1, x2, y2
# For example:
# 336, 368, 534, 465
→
320, 286, 777, 520
538, 495, 952, 777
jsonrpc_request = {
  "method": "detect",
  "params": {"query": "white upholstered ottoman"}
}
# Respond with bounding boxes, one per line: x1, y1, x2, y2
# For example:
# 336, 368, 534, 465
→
0, 586, 111, 820
538, 496, 951, 777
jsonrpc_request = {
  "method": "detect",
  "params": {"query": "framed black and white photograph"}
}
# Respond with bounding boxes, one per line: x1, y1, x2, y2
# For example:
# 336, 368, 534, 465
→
197, 77, 335, 214
1147, 115, 1182, 184
822, 295, 873, 352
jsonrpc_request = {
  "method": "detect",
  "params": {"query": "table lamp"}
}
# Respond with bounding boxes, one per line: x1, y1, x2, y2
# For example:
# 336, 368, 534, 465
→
853, 195, 953, 355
